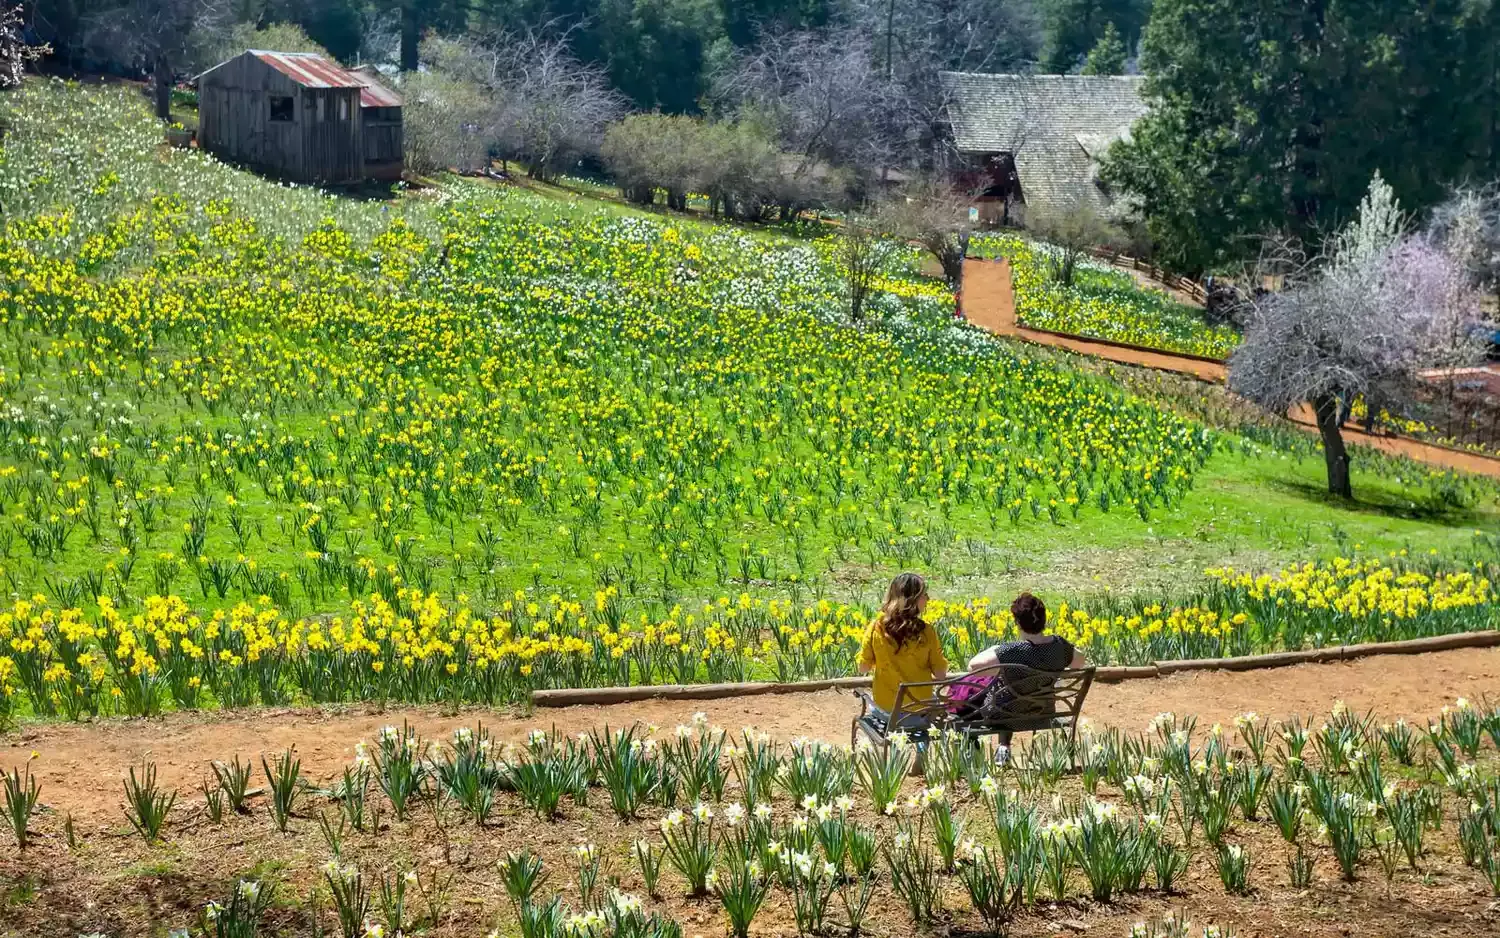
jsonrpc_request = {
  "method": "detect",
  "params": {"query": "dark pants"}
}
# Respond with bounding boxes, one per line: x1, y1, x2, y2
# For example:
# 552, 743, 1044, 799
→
870, 705, 931, 733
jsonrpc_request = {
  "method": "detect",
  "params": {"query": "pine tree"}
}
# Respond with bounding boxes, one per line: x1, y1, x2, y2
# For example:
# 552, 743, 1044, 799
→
1080, 21, 1126, 74
1100, 0, 1484, 273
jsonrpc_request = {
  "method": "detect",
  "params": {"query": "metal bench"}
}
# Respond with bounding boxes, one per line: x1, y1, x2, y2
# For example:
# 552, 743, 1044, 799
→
851, 664, 1096, 751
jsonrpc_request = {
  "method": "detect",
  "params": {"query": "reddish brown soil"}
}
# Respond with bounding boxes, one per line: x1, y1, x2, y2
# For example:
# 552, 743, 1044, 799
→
8, 647, 1500, 825
3, 650, 1500, 937
960, 257, 1229, 383
960, 258, 1500, 479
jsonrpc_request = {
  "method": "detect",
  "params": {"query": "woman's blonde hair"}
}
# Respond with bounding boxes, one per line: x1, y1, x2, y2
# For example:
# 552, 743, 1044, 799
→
879, 572, 928, 649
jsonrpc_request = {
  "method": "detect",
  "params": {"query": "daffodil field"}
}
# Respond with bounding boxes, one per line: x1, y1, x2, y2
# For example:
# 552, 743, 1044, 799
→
975, 235, 1241, 359
0, 550, 1495, 722
0, 81, 1494, 723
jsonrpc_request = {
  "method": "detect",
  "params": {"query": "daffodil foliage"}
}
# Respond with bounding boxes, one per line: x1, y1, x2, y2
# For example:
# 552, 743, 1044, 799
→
0, 83, 1485, 720
0, 83, 1208, 612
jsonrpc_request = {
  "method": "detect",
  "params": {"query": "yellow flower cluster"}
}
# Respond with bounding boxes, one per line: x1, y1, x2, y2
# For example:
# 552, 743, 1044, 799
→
0, 81, 1213, 645
1207, 556, 1493, 645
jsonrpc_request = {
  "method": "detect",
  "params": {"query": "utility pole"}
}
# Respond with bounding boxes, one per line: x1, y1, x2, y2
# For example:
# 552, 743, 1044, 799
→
886, 0, 895, 81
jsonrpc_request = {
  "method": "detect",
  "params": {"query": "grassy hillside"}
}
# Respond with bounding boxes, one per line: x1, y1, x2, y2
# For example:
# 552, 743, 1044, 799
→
0, 80, 1494, 711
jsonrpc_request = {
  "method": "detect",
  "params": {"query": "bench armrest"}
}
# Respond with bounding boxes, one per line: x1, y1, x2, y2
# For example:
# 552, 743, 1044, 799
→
852, 688, 876, 716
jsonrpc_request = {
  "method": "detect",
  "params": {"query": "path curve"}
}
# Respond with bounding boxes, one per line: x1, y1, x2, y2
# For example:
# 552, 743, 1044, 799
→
7, 646, 1499, 826
961, 257, 1500, 479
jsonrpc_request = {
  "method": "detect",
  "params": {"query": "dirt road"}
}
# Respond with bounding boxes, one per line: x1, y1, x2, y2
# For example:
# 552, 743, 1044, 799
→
7, 646, 1499, 826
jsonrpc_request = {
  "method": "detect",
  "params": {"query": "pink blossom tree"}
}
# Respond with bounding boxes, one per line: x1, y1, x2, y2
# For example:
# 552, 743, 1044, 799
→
1229, 174, 1488, 498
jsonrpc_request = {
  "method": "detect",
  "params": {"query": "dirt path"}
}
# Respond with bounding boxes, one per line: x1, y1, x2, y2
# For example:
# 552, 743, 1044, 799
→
962, 256, 1228, 381
961, 257, 1500, 479
8, 646, 1499, 827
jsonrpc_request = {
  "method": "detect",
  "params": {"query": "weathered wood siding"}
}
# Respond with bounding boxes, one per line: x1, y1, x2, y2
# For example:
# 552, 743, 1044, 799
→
198, 53, 304, 178
300, 87, 363, 184
197, 52, 364, 184
361, 108, 404, 180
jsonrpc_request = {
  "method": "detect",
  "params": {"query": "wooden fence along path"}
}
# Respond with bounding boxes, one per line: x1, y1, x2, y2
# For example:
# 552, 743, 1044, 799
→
958, 257, 1500, 480
1084, 246, 1212, 305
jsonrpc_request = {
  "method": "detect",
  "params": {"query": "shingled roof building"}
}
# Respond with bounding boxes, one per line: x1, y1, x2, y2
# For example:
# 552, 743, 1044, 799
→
939, 72, 1146, 225
196, 50, 404, 184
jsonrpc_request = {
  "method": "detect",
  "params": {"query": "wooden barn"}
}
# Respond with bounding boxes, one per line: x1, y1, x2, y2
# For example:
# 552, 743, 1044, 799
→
348, 65, 404, 181
196, 50, 404, 184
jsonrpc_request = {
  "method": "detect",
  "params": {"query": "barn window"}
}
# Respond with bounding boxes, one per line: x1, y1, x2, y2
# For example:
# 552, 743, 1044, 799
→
339, 97, 350, 121
316, 97, 326, 122
269, 96, 294, 122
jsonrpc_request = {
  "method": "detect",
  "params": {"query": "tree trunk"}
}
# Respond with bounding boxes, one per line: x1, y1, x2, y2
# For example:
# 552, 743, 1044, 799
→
153, 56, 172, 121
940, 233, 968, 293
942, 251, 964, 293
400, 2, 420, 72
1312, 393, 1353, 498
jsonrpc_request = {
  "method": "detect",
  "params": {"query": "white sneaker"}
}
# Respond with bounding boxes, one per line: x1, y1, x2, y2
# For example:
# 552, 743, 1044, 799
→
993, 745, 1011, 767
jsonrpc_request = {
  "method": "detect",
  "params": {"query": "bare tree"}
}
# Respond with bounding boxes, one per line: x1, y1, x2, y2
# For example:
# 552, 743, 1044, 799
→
485, 29, 624, 182
709, 27, 892, 210
0, 5, 48, 88
1026, 197, 1122, 286
841, 0, 1042, 173
839, 218, 882, 322
420, 29, 623, 181
1229, 173, 1488, 498
877, 176, 976, 291
86, 0, 230, 120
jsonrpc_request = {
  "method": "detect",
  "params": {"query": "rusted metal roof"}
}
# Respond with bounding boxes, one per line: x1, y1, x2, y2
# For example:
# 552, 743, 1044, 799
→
348, 65, 403, 108
250, 50, 363, 89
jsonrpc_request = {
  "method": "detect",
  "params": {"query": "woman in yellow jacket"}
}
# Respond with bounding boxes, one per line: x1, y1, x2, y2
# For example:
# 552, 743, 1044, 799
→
856, 572, 948, 731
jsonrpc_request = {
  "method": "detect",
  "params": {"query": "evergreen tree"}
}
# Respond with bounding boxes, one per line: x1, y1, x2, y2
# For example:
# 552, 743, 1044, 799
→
1039, 0, 1147, 73
1101, 0, 1485, 273
1079, 21, 1126, 74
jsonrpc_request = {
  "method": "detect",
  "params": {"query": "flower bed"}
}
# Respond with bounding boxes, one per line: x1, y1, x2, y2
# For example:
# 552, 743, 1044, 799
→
2, 554, 1494, 722
974, 234, 1241, 359
0, 80, 1222, 707
7, 695, 1500, 937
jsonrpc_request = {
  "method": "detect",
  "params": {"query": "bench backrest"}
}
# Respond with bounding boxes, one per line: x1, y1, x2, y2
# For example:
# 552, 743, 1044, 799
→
889, 665, 1095, 731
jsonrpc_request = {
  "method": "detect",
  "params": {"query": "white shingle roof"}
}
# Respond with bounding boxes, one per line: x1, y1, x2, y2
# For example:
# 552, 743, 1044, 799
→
940, 72, 1147, 217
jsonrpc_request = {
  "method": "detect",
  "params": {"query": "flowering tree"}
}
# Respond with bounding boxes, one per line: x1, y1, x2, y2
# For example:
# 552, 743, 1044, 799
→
0, 6, 47, 88
1429, 183, 1500, 305
1229, 173, 1488, 498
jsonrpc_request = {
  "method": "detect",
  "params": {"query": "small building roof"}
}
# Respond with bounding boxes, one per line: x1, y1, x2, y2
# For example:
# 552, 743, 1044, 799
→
347, 64, 403, 109
939, 72, 1147, 218
196, 51, 403, 108
249, 50, 364, 89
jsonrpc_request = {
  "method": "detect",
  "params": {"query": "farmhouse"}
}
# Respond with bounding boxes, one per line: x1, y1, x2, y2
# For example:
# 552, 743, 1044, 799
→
196, 50, 404, 184
940, 72, 1146, 226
